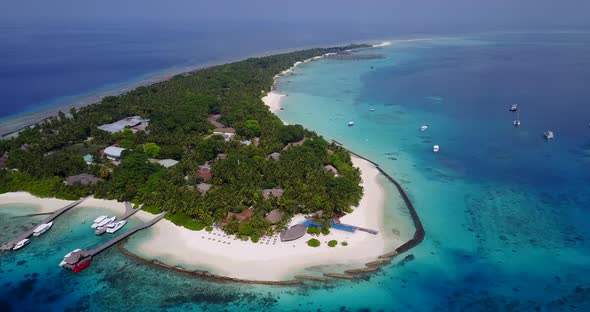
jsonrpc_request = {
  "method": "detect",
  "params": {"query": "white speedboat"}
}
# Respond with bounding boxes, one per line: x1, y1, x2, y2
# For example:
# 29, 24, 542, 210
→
513, 109, 521, 127
433, 145, 440, 153
370, 108, 375, 112
348, 121, 354, 126
420, 125, 429, 131
93, 215, 107, 224
59, 248, 81, 267
510, 104, 518, 112
13, 239, 30, 250
106, 220, 127, 234
33, 222, 53, 237
544, 130, 554, 140
92, 216, 116, 229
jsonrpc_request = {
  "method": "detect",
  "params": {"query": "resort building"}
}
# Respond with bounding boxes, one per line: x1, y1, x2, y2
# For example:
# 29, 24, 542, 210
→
150, 158, 179, 168
198, 163, 212, 181
213, 127, 236, 141
240, 140, 252, 146
97, 116, 149, 134
262, 188, 284, 199
265, 209, 283, 224
280, 224, 306, 242
324, 164, 340, 177
216, 153, 227, 160
197, 183, 212, 193
267, 152, 281, 161
224, 207, 254, 223
253, 137, 260, 146
65, 174, 101, 186
103, 146, 126, 160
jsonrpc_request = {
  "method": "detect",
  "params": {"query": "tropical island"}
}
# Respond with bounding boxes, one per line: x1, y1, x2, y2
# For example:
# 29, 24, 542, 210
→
0, 43, 407, 280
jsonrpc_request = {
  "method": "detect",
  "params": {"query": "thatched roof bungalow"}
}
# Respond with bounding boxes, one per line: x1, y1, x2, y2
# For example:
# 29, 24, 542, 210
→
262, 188, 284, 199
66, 174, 101, 186
265, 209, 283, 224
224, 207, 254, 223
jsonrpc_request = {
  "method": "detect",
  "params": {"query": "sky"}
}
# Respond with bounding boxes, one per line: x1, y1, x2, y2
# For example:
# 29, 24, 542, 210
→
1, 1, 589, 32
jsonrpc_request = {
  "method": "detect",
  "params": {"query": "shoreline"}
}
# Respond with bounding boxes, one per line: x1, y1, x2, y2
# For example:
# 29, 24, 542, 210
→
0, 41, 424, 284
0, 40, 387, 139
0, 155, 402, 282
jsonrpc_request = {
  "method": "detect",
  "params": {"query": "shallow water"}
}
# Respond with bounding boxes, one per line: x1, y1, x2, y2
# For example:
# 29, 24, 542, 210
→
1, 33, 590, 311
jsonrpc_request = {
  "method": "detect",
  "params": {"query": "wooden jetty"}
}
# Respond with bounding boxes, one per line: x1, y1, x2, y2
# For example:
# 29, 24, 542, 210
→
61, 212, 166, 272
121, 201, 141, 220
1, 197, 89, 251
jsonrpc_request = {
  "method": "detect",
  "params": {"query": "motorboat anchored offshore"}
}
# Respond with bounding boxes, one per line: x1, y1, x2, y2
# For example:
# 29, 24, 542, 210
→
33, 222, 53, 236
348, 121, 355, 127
420, 125, 429, 131
510, 104, 518, 112
544, 130, 555, 140
433, 145, 440, 153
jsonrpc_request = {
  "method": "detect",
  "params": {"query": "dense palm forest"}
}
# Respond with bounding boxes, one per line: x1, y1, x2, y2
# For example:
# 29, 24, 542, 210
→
0, 45, 368, 239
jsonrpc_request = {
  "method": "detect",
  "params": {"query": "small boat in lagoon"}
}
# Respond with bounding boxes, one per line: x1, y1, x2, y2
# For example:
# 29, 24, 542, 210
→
348, 121, 354, 127
510, 104, 518, 112
92, 216, 116, 229
433, 145, 440, 153
93, 215, 107, 224
13, 239, 30, 250
420, 125, 429, 131
33, 221, 53, 237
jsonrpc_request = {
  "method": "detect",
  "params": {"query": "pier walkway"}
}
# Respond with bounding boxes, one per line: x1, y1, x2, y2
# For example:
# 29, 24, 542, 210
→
121, 202, 142, 220
89, 211, 166, 256
1, 197, 89, 251
62, 212, 166, 271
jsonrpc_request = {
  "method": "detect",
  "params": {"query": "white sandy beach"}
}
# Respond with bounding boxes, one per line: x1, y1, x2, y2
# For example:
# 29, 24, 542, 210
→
261, 92, 286, 113
0, 155, 401, 281
129, 155, 400, 281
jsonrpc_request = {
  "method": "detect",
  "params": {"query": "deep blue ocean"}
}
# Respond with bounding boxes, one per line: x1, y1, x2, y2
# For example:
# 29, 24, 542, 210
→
1, 30, 590, 311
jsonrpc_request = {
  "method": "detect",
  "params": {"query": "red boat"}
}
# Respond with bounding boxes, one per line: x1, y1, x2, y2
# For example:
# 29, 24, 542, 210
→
73, 260, 91, 273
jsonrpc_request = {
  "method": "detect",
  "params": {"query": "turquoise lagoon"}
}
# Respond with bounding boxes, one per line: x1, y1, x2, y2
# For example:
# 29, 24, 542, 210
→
1, 33, 590, 311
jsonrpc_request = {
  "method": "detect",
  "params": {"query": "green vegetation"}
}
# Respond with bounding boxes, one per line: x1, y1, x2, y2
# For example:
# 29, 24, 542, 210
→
0, 44, 367, 240
341, 241, 348, 246
321, 227, 331, 235
205, 226, 213, 232
328, 240, 338, 247
307, 227, 321, 235
307, 238, 321, 247
143, 143, 161, 158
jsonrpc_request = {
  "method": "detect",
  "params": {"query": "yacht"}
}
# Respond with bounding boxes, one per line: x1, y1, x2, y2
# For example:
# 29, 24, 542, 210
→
370, 108, 375, 112
420, 125, 429, 131
13, 239, 30, 250
95, 226, 107, 236
509, 104, 518, 112
33, 222, 53, 237
544, 130, 554, 140
348, 121, 354, 126
93, 215, 107, 224
92, 216, 116, 229
433, 145, 440, 153
106, 220, 128, 234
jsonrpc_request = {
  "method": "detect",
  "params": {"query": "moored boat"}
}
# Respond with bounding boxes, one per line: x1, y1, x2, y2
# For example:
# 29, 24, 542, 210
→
93, 215, 107, 224
33, 221, 53, 237
348, 121, 354, 126
513, 109, 521, 127
106, 220, 128, 234
510, 104, 518, 112
13, 239, 30, 250
92, 216, 116, 229
433, 145, 440, 153
420, 125, 429, 131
